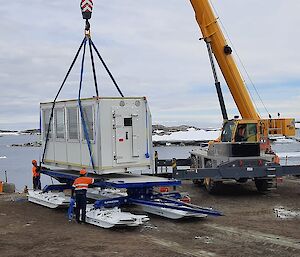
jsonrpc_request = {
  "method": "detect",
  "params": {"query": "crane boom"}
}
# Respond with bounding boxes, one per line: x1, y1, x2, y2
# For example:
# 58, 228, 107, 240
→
190, 0, 259, 120
184, 0, 297, 193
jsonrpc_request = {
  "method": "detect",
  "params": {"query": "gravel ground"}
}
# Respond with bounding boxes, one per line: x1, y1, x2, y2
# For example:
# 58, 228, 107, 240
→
0, 177, 299, 257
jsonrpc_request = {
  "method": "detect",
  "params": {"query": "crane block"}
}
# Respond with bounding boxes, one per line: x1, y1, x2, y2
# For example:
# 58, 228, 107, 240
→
81, 0, 93, 20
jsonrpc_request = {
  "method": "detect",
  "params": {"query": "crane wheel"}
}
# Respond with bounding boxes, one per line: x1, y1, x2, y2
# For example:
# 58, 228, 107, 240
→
193, 179, 204, 186
204, 178, 222, 194
254, 178, 272, 193
236, 178, 248, 183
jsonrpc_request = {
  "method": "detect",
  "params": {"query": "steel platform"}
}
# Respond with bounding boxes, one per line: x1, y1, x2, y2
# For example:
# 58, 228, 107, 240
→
41, 168, 181, 189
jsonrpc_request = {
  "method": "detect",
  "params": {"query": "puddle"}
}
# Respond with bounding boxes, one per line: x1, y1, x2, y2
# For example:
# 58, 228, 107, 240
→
273, 206, 300, 219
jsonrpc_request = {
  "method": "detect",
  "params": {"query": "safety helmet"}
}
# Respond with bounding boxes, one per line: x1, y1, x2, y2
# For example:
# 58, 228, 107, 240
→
32, 160, 37, 165
80, 169, 87, 175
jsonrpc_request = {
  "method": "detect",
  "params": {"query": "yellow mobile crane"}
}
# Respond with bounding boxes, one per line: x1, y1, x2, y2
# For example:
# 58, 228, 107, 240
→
190, 0, 295, 143
173, 0, 300, 193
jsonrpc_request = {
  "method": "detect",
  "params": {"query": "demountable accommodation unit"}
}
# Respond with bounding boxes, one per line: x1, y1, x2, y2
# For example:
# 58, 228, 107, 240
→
41, 97, 153, 174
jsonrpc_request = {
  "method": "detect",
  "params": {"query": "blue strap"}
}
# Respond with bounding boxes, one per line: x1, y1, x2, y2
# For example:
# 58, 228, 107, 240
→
41, 37, 86, 165
39, 110, 42, 136
145, 101, 150, 159
68, 198, 75, 220
78, 37, 96, 171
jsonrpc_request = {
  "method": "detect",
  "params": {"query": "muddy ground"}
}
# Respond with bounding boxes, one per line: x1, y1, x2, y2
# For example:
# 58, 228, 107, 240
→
0, 178, 300, 257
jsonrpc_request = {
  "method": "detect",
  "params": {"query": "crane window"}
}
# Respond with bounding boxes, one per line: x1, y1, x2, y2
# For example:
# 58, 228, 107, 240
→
67, 108, 79, 140
55, 109, 65, 139
221, 121, 235, 142
81, 105, 94, 141
235, 124, 257, 142
43, 109, 53, 139
246, 124, 257, 142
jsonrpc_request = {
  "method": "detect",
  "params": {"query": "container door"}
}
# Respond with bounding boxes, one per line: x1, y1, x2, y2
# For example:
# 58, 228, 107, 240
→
113, 108, 139, 164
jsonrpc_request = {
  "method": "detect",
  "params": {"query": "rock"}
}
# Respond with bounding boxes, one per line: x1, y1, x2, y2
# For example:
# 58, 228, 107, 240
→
10, 141, 42, 147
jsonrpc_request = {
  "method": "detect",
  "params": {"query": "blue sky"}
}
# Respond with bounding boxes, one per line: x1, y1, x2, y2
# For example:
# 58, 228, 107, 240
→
0, 0, 299, 130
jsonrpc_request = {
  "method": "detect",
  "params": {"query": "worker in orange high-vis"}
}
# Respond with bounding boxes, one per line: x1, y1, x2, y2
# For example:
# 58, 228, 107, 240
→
32, 160, 41, 190
72, 169, 94, 223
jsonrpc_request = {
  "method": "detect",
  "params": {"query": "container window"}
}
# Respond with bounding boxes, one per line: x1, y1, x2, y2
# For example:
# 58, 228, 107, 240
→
55, 109, 65, 139
124, 118, 132, 127
43, 109, 53, 139
82, 106, 94, 141
67, 108, 78, 140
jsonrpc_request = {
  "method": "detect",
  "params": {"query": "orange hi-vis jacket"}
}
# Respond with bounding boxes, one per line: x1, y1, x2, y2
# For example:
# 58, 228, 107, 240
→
73, 177, 94, 190
32, 166, 40, 178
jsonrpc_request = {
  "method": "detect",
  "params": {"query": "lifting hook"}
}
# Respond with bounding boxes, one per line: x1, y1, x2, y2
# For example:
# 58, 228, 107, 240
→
80, 0, 93, 35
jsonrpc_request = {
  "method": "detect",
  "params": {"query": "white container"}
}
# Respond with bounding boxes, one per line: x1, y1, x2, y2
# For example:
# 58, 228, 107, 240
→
41, 97, 153, 174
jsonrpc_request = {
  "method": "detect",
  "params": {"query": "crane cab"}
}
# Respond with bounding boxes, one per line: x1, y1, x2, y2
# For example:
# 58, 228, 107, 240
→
206, 120, 263, 161
218, 119, 273, 153
220, 120, 259, 143
220, 118, 295, 144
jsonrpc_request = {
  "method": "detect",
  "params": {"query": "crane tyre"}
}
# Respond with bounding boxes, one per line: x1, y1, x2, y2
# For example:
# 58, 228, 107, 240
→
193, 179, 204, 186
204, 178, 221, 194
203, 160, 222, 193
255, 178, 271, 193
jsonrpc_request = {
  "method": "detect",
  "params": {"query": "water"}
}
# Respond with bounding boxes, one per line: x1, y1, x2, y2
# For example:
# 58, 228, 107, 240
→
0, 135, 52, 191
1, 133, 300, 191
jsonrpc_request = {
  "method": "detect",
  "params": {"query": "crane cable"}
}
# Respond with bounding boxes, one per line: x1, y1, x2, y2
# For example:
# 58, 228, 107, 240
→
209, 0, 270, 117
41, 38, 86, 169
77, 36, 96, 171
41, 1, 124, 171
89, 38, 124, 97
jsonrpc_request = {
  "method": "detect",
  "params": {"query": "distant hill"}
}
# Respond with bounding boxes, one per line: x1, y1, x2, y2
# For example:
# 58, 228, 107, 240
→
0, 130, 18, 133
152, 124, 219, 134
0, 129, 40, 135
20, 129, 41, 135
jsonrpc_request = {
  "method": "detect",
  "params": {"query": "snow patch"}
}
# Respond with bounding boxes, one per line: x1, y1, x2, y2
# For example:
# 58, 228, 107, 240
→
274, 206, 300, 219
277, 152, 300, 158
273, 138, 295, 144
0, 132, 20, 136
152, 128, 220, 142
0, 156, 7, 159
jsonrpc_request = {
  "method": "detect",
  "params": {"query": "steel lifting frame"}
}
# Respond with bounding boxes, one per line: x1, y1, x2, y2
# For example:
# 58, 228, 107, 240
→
173, 161, 300, 181
125, 187, 221, 216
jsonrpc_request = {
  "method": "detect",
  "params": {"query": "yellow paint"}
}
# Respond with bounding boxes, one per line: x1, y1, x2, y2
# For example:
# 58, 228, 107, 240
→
260, 118, 295, 137
190, 0, 259, 120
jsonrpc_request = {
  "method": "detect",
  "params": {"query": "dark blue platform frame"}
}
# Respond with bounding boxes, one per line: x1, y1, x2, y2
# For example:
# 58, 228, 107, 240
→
173, 163, 300, 180
41, 168, 181, 188
40, 168, 222, 217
